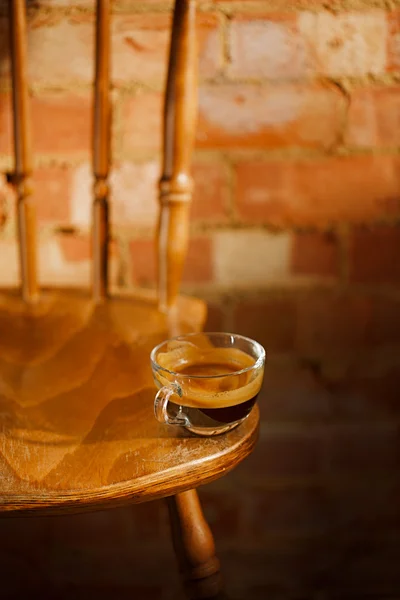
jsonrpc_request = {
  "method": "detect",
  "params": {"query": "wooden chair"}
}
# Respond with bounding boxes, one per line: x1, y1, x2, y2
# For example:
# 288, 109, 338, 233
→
0, 1, 259, 598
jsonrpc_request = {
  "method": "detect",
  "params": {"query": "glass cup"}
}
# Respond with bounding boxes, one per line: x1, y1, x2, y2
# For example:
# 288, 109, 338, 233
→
150, 332, 266, 436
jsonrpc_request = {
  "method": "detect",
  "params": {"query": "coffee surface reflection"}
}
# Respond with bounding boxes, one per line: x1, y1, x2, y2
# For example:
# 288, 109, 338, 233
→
154, 343, 263, 430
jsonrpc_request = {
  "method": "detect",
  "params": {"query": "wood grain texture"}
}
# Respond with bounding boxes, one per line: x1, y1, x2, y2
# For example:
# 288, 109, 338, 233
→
92, 0, 111, 301
0, 289, 259, 517
168, 490, 224, 599
157, 0, 198, 312
9, 0, 38, 303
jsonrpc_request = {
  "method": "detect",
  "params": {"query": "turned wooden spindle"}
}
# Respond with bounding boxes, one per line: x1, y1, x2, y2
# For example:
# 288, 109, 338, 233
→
168, 490, 224, 599
9, 0, 38, 302
92, 0, 111, 301
157, 0, 198, 312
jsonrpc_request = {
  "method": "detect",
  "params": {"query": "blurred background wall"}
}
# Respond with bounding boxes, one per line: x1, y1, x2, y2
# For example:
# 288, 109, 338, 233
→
0, 1, 399, 599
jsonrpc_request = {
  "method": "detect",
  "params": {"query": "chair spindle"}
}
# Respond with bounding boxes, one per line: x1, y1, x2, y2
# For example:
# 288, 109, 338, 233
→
157, 0, 198, 312
92, 0, 111, 301
9, 0, 38, 302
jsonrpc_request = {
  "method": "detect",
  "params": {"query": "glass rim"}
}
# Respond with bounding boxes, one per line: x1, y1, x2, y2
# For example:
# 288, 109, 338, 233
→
150, 332, 266, 380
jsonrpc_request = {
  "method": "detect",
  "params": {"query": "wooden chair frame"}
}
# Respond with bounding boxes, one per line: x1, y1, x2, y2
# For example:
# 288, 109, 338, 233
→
1, 2, 259, 598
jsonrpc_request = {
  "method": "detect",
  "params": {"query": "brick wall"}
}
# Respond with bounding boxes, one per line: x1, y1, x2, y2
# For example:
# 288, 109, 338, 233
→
1, 0, 400, 293
1, 1, 400, 599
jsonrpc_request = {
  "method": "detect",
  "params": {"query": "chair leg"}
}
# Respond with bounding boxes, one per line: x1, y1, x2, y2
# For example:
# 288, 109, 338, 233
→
167, 489, 225, 600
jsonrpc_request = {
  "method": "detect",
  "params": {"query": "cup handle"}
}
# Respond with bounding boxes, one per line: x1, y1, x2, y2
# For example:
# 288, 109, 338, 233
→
154, 385, 190, 427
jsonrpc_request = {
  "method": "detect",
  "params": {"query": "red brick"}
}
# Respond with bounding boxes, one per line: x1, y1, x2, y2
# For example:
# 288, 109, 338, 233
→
0, 513, 173, 595
57, 585, 164, 600
256, 361, 332, 422
200, 489, 241, 539
1, 92, 89, 158
349, 224, 400, 284
57, 233, 91, 263
0, 93, 12, 156
240, 431, 325, 479
113, 13, 221, 83
236, 156, 400, 228
251, 486, 331, 535
291, 231, 340, 278
0, 240, 19, 286
28, 13, 94, 84
34, 0, 92, 5
111, 160, 226, 227
331, 478, 400, 534
296, 291, 372, 356
121, 82, 343, 154
197, 82, 346, 150
131, 501, 168, 539
18, 535, 171, 589
197, 13, 223, 78
129, 239, 156, 287
214, 230, 291, 285
42, 508, 134, 551
0, 551, 45, 599
0, 515, 50, 548
27, 10, 219, 87
0, 175, 11, 229
204, 301, 226, 332
228, 14, 311, 80
113, 14, 168, 83
1, 93, 89, 157
130, 236, 214, 287
233, 297, 297, 353
330, 367, 400, 421
217, 0, 348, 4
192, 162, 228, 221
387, 10, 400, 71
32, 94, 91, 155
115, 0, 171, 4
329, 426, 399, 472
183, 237, 214, 283
0, 18, 9, 78
369, 296, 400, 345
298, 10, 387, 77
122, 92, 162, 154
220, 550, 324, 599
33, 167, 71, 223
346, 86, 400, 147
111, 161, 159, 226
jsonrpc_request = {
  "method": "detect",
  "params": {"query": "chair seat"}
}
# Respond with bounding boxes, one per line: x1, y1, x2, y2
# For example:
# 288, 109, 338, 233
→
0, 288, 259, 516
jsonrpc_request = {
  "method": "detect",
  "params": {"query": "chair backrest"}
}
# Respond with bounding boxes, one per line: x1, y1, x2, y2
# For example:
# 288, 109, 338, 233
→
8, 0, 197, 310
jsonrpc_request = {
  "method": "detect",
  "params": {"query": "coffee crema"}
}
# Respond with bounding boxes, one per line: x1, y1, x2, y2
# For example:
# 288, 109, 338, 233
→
154, 344, 263, 416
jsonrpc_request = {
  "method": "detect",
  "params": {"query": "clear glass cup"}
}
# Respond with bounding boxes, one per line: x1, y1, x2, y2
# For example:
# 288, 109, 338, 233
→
150, 332, 266, 436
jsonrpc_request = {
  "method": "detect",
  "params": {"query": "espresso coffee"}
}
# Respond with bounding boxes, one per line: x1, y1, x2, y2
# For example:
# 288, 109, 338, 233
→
154, 342, 263, 430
